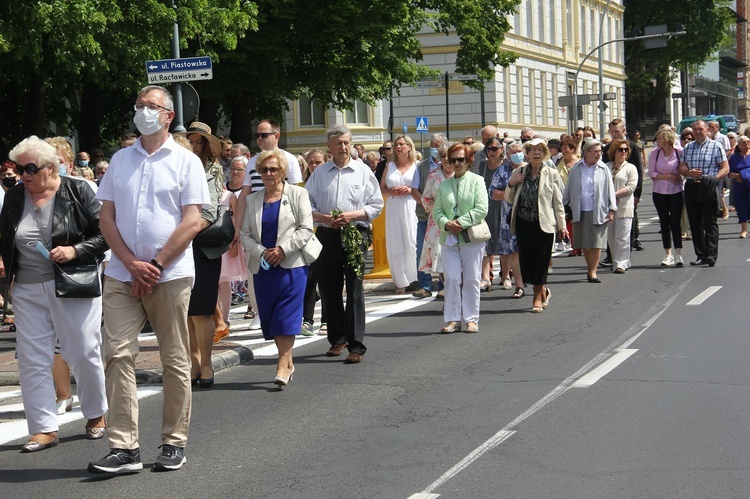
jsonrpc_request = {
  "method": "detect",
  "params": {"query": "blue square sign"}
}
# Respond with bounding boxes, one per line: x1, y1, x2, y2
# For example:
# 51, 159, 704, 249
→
416, 116, 429, 133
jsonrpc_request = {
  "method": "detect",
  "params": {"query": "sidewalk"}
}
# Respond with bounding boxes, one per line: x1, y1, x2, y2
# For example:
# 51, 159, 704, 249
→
0, 278, 398, 387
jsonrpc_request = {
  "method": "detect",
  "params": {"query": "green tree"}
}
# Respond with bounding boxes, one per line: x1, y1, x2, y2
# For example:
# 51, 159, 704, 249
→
0, 0, 255, 154
623, 0, 734, 127
199, 0, 521, 143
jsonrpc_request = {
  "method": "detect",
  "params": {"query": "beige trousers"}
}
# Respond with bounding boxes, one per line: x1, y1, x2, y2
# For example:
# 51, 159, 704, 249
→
102, 277, 192, 449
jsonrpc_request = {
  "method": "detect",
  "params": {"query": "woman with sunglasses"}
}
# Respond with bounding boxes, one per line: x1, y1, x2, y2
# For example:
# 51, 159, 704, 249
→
418, 142, 454, 299
432, 143, 488, 333
477, 137, 504, 292
177, 122, 229, 388
240, 150, 314, 386
489, 140, 524, 298
563, 138, 617, 283
1, 136, 108, 452
650, 128, 685, 266
380, 135, 419, 294
606, 138, 639, 273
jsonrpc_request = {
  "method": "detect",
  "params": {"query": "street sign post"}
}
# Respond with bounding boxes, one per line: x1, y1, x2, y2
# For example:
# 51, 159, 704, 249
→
145, 56, 213, 84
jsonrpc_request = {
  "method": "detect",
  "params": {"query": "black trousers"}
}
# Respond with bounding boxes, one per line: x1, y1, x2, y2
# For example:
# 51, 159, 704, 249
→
302, 262, 326, 325
652, 192, 683, 250
684, 181, 719, 261
313, 227, 369, 354
516, 217, 553, 286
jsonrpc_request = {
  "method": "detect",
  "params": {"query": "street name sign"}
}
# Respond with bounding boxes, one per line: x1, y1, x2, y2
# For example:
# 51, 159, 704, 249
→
145, 56, 213, 84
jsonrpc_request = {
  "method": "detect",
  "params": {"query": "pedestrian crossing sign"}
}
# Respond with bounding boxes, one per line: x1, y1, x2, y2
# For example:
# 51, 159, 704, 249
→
416, 116, 429, 133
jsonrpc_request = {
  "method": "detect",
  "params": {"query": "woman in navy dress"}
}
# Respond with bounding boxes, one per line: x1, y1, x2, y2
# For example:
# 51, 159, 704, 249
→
240, 150, 314, 386
729, 135, 750, 238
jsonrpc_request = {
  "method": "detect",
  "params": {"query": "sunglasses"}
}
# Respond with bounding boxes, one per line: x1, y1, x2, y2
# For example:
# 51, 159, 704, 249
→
259, 167, 281, 174
16, 162, 50, 175
256, 132, 276, 139
615, 147, 629, 153
449, 157, 466, 164
462, 141, 474, 145
382, 146, 392, 151
486, 146, 502, 152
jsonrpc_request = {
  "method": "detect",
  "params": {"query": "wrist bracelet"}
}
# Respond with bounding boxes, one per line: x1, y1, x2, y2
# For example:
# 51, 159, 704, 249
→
150, 259, 164, 271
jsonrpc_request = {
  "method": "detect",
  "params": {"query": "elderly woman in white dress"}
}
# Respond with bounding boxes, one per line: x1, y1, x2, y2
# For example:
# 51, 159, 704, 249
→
380, 135, 420, 294
605, 138, 638, 273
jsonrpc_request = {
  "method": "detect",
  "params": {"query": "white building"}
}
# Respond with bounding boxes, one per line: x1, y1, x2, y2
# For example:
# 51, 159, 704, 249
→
282, 0, 626, 153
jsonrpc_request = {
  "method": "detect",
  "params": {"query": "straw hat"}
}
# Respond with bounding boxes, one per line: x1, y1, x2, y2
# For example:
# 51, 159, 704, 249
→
178, 121, 221, 158
522, 137, 550, 161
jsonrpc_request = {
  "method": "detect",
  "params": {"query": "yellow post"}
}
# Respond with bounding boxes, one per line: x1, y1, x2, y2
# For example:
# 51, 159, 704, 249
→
365, 205, 391, 279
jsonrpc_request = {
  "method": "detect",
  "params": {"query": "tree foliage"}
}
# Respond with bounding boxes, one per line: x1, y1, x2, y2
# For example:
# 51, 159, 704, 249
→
0, 0, 520, 154
623, 0, 735, 105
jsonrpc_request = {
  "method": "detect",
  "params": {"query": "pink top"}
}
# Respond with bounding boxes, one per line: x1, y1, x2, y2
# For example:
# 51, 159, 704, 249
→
649, 146, 683, 195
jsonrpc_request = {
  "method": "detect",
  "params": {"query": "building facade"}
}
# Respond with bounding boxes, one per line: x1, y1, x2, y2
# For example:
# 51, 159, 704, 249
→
282, 0, 626, 153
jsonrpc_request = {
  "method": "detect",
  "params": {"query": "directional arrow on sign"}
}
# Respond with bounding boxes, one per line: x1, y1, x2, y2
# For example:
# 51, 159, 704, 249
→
200, 73, 209, 77
148, 64, 158, 70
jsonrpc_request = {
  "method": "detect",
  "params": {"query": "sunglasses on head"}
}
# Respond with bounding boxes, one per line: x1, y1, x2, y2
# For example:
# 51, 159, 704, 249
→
16, 162, 50, 175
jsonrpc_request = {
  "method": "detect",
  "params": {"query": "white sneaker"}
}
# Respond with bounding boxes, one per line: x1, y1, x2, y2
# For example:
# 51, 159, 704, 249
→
674, 254, 684, 267
661, 254, 674, 267
249, 316, 262, 330
555, 242, 565, 252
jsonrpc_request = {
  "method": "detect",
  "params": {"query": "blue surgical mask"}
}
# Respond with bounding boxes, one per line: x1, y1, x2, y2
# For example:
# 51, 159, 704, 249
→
78, 160, 89, 167
510, 152, 524, 164
59, 164, 67, 176
430, 147, 439, 159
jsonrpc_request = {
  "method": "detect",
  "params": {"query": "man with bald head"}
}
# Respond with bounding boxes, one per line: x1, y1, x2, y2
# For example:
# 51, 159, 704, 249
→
471, 125, 499, 173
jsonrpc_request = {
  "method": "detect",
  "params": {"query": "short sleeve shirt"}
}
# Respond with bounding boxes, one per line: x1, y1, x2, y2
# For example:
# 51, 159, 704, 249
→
96, 135, 210, 284
682, 138, 727, 176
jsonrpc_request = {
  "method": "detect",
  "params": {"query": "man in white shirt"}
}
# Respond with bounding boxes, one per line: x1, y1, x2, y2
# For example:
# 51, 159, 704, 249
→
233, 119, 302, 236
305, 125, 383, 364
89, 85, 209, 475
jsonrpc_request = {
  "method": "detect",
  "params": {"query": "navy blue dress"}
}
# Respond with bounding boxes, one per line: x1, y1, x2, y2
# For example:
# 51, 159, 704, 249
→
253, 200, 309, 340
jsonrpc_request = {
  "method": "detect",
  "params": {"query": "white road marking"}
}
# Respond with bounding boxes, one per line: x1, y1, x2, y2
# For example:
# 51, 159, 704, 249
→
0, 386, 163, 445
407, 494, 440, 499
686, 286, 722, 306
0, 296, 428, 444
410, 273, 697, 497
572, 349, 638, 388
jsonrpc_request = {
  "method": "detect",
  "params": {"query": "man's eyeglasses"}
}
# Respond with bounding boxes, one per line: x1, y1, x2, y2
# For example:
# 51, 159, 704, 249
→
229, 168, 245, 172
16, 162, 50, 175
615, 147, 629, 153
256, 132, 276, 139
134, 103, 172, 113
259, 166, 281, 174
449, 157, 466, 164
486, 146, 502, 152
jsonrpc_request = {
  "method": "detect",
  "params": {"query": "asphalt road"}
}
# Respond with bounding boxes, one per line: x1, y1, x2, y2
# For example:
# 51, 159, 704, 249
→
1, 186, 749, 498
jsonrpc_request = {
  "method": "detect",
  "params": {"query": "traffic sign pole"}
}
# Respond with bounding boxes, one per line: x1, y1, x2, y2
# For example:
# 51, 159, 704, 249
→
171, 0, 184, 132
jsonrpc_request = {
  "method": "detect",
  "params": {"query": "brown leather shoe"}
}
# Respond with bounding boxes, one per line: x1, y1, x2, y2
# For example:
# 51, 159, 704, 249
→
326, 342, 348, 357
344, 352, 363, 364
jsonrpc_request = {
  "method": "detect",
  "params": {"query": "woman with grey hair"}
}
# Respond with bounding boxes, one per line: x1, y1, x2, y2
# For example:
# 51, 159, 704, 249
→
1, 136, 108, 451
563, 138, 617, 283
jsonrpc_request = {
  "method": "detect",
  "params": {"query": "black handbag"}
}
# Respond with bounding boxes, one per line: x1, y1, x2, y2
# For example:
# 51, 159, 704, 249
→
193, 205, 234, 248
54, 262, 102, 298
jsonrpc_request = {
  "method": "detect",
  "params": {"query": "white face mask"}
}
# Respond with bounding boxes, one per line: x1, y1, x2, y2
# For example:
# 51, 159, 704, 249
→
133, 107, 164, 136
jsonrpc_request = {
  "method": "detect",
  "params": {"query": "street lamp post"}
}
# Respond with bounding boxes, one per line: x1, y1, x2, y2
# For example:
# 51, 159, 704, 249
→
570, 29, 686, 135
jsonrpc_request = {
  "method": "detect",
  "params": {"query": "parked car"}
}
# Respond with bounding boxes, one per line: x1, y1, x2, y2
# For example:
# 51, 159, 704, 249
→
721, 114, 740, 133
677, 115, 729, 134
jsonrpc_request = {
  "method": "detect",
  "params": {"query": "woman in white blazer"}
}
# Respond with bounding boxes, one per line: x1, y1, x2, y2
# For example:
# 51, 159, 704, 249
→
240, 149, 314, 387
606, 138, 639, 273
506, 138, 568, 313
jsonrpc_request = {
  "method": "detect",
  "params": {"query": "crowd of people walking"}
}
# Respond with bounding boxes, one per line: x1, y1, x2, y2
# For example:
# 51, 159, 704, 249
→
1, 84, 743, 476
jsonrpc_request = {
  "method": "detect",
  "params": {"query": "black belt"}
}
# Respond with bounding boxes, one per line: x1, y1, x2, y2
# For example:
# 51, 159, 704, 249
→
685, 178, 702, 183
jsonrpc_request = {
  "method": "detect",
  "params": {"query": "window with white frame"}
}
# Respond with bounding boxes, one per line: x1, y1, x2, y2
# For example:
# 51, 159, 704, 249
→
298, 94, 325, 127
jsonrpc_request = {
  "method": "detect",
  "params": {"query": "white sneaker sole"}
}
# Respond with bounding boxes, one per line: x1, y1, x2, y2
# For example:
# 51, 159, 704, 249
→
153, 456, 186, 471
88, 461, 143, 474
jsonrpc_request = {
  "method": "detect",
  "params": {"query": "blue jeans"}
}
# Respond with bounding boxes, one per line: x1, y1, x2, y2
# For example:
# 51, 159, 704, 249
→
416, 220, 432, 290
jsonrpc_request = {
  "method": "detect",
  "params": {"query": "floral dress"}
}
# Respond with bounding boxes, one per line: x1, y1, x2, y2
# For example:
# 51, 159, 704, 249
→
488, 160, 519, 255
419, 168, 450, 273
